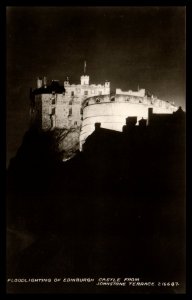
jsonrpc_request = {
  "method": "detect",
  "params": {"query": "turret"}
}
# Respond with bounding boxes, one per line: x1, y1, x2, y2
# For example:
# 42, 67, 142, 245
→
105, 80, 110, 88
80, 75, 89, 85
64, 76, 70, 87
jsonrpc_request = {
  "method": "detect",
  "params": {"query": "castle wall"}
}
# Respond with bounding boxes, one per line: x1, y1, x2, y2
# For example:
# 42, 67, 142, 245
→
61, 78, 110, 128
80, 97, 177, 149
55, 94, 69, 128
70, 100, 82, 126
64, 83, 110, 98
33, 93, 68, 130
41, 94, 53, 130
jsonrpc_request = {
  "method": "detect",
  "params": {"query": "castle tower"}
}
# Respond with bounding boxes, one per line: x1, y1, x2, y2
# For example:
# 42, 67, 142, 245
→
80, 75, 90, 85
31, 66, 111, 138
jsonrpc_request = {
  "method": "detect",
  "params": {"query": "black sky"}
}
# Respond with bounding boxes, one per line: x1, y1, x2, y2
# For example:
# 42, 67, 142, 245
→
6, 6, 186, 166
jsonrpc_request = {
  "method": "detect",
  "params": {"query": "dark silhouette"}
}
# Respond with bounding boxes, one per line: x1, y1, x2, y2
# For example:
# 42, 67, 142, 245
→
6, 108, 186, 293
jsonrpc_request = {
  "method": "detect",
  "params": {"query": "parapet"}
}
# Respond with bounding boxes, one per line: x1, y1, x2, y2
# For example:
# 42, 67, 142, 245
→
116, 88, 146, 97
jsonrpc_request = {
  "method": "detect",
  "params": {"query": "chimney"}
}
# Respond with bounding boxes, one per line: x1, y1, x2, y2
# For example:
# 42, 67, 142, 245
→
139, 117, 147, 127
148, 107, 153, 126
43, 76, 47, 88
37, 77, 43, 88
95, 123, 101, 130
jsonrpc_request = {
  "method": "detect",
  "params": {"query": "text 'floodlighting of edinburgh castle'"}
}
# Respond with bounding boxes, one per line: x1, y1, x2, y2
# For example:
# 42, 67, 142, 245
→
30, 62, 178, 149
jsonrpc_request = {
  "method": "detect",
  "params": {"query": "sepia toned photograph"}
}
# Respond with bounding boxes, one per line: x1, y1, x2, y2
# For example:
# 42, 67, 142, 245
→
6, 6, 186, 294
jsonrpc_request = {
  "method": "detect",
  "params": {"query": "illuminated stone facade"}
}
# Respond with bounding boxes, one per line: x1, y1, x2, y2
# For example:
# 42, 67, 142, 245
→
30, 73, 178, 151
30, 75, 110, 131
80, 92, 177, 149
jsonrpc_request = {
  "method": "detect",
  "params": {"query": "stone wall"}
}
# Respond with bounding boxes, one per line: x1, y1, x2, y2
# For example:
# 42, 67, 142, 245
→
80, 95, 177, 149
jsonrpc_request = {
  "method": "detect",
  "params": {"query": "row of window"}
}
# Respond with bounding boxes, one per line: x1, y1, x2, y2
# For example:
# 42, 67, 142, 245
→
70, 90, 103, 96
50, 117, 78, 127
50, 107, 83, 116
85, 97, 115, 105
51, 90, 103, 100
84, 97, 147, 105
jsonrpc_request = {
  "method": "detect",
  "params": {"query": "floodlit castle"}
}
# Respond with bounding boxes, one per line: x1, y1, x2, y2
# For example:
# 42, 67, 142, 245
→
30, 63, 178, 150
30, 64, 110, 131
80, 88, 177, 148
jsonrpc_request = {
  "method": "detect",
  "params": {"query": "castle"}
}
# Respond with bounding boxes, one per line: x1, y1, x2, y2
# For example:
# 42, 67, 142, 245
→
30, 66, 178, 150
30, 65, 110, 131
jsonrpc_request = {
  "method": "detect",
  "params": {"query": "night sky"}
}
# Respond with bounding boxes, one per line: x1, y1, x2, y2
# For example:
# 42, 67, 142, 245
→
6, 6, 186, 166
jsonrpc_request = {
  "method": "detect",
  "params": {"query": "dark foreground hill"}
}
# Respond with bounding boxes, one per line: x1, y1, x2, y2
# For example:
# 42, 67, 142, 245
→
6, 124, 185, 293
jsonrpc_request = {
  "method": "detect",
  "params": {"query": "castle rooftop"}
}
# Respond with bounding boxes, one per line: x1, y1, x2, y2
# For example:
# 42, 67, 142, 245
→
33, 80, 65, 95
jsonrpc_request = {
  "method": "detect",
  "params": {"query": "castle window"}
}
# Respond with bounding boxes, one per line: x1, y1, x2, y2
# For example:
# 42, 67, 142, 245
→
69, 99, 73, 105
52, 98, 55, 105
80, 108, 83, 114
69, 107, 72, 116
84, 91, 88, 96
74, 121, 77, 125
71, 91, 74, 96
52, 107, 55, 115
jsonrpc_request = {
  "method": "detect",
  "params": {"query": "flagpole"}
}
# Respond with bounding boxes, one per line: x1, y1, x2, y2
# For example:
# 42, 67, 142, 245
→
84, 61, 86, 74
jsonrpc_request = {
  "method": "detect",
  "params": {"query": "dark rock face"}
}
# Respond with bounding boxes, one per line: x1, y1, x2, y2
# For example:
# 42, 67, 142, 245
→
6, 122, 185, 293
55, 127, 80, 161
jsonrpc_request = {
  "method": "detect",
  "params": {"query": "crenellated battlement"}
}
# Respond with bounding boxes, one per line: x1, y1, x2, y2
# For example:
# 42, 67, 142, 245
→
82, 93, 177, 111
